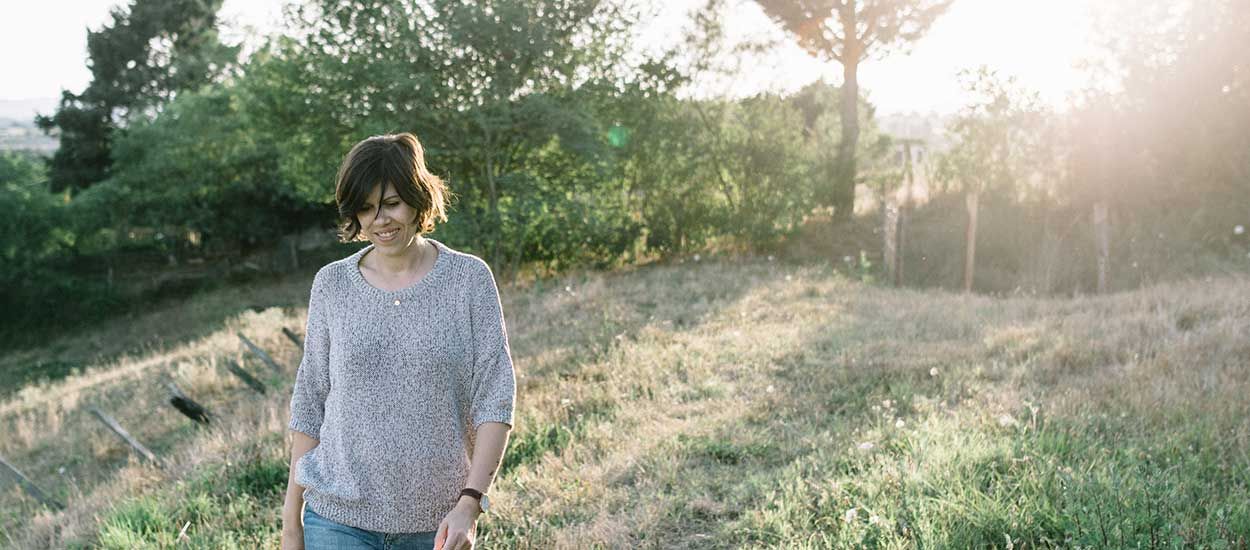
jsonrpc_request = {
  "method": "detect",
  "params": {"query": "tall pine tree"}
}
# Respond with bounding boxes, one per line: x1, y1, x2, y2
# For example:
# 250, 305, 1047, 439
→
36, 0, 237, 194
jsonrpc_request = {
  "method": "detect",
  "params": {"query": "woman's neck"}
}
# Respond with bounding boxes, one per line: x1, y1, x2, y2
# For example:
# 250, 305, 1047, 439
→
365, 236, 426, 276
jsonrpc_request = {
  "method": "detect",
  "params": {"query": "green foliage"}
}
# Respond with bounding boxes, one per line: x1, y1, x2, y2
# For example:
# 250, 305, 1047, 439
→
614, 90, 824, 252
0, 152, 60, 265
108, 84, 315, 254
935, 67, 1050, 196
240, 0, 642, 269
754, 0, 955, 219
0, 153, 127, 348
35, 0, 238, 194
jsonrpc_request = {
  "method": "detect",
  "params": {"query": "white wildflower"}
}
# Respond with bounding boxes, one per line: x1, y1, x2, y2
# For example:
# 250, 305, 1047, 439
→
693, 254, 701, 262
1235, 225, 1245, 235
843, 508, 858, 523
929, 367, 939, 377
857, 441, 875, 452
998, 414, 1018, 428
766, 384, 775, 394
895, 419, 905, 428
869, 514, 881, 525
767, 255, 775, 262
785, 275, 793, 281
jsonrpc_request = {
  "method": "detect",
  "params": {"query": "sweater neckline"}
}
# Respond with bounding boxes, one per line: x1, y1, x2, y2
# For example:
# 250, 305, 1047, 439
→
349, 237, 448, 298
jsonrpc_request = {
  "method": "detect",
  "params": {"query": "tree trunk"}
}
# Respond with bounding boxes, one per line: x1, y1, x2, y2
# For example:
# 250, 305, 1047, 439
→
834, 58, 860, 222
485, 147, 501, 269
963, 190, 979, 293
883, 200, 898, 285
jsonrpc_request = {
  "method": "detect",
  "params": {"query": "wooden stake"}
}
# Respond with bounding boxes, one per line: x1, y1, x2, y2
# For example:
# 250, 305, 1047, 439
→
88, 407, 161, 466
1093, 202, 1110, 293
238, 332, 282, 373
165, 382, 212, 425
963, 190, 980, 293
282, 327, 304, 351
225, 359, 267, 395
897, 141, 916, 287
0, 455, 64, 511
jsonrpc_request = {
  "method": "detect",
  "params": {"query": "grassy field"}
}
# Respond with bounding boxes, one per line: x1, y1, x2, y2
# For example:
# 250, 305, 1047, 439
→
1, 250, 1247, 548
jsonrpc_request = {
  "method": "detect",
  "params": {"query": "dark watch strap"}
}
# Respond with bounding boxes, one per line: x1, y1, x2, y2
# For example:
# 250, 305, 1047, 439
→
459, 488, 484, 503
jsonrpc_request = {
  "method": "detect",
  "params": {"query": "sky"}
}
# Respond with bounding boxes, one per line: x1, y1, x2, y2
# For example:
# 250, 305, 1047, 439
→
0, 0, 1108, 118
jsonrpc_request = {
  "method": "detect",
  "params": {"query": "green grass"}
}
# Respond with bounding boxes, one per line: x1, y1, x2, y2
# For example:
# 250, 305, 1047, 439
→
93, 438, 289, 549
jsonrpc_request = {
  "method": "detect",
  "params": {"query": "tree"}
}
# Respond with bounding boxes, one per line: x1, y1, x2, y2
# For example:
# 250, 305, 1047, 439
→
754, 0, 953, 221
935, 68, 1048, 292
106, 85, 310, 256
247, 0, 641, 271
35, 0, 238, 194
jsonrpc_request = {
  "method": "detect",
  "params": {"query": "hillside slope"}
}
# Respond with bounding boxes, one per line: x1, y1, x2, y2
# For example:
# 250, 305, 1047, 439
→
1, 255, 1247, 548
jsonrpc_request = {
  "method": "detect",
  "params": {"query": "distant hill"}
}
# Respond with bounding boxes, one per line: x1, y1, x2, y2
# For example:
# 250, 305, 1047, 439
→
0, 97, 57, 121
0, 105, 58, 153
876, 111, 952, 151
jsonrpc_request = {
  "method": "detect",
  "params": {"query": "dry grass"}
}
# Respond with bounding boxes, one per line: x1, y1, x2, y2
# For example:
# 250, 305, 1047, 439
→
1, 251, 1247, 548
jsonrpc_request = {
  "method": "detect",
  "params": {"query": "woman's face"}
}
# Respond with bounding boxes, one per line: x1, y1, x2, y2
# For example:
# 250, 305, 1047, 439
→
356, 183, 419, 249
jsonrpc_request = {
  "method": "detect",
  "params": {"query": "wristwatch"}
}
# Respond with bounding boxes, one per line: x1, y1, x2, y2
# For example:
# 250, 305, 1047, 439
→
459, 488, 490, 514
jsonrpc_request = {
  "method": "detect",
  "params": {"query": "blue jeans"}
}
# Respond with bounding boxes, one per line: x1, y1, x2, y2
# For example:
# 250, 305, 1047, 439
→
302, 501, 437, 550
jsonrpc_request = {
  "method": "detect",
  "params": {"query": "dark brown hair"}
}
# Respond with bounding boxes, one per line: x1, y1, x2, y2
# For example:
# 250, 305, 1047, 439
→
333, 132, 450, 243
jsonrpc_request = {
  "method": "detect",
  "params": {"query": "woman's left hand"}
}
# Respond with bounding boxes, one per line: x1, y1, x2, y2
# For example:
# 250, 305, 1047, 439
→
434, 497, 480, 550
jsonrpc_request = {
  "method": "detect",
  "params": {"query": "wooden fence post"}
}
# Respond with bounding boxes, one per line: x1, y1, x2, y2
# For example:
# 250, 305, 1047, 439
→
1093, 202, 1110, 293
282, 327, 304, 351
883, 201, 899, 285
238, 333, 282, 373
225, 359, 267, 394
165, 382, 212, 425
88, 407, 162, 467
0, 455, 64, 511
963, 190, 980, 293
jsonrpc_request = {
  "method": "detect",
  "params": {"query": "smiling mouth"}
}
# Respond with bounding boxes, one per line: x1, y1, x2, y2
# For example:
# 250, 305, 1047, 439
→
376, 228, 400, 239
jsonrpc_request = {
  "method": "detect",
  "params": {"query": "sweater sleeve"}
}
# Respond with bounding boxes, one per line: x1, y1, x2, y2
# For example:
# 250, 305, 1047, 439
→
468, 260, 516, 430
289, 269, 331, 438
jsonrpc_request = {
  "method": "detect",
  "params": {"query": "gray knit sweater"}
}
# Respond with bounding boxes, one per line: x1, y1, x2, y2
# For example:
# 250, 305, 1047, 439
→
288, 238, 516, 533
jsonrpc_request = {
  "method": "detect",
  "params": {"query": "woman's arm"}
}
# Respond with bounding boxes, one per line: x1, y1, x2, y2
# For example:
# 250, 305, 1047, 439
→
281, 431, 318, 549
460, 421, 511, 509
283, 270, 331, 548
437, 421, 511, 550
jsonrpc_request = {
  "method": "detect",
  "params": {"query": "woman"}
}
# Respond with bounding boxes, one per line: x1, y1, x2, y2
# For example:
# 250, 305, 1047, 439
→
280, 133, 516, 550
